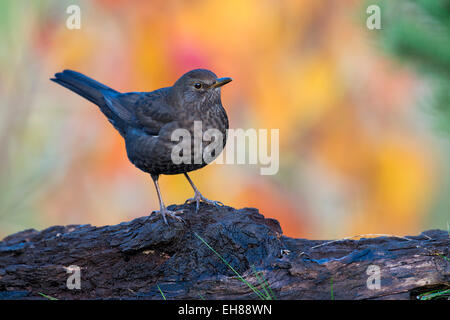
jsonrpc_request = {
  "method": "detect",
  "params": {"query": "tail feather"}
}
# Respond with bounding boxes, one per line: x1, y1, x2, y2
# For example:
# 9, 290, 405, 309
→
51, 70, 118, 106
51, 70, 128, 135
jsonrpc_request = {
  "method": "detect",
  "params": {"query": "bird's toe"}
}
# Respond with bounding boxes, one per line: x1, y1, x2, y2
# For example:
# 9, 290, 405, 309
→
152, 208, 184, 225
166, 209, 185, 223
200, 197, 224, 208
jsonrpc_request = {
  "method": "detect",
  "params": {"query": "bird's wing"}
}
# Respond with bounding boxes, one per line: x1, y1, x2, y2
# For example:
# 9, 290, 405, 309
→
103, 88, 175, 136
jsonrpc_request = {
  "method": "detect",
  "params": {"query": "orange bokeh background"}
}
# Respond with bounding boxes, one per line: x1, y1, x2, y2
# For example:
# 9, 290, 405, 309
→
1, 0, 447, 239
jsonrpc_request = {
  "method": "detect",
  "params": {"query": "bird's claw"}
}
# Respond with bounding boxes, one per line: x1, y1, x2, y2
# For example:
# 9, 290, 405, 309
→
184, 193, 224, 212
153, 209, 185, 225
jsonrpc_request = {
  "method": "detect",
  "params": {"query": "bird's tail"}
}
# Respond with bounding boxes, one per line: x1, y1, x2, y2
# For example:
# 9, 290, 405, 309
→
51, 70, 128, 135
51, 69, 118, 106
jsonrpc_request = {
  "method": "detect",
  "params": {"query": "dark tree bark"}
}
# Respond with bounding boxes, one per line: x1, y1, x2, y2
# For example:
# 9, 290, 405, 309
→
0, 203, 448, 300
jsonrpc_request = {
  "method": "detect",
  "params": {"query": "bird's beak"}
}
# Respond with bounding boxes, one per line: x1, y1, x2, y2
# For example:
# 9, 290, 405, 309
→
211, 77, 233, 88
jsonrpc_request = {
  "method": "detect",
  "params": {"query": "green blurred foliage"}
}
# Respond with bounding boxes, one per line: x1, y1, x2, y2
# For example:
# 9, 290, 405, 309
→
366, 0, 450, 229
369, 0, 450, 133
0, 0, 71, 231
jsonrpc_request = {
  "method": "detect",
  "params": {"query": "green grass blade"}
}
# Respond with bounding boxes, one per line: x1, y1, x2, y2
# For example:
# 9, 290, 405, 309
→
157, 284, 166, 300
251, 265, 275, 300
330, 277, 334, 300
194, 232, 266, 300
38, 292, 58, 300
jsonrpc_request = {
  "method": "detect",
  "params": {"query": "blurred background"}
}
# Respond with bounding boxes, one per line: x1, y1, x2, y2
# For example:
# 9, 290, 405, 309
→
1, 0, 449, 239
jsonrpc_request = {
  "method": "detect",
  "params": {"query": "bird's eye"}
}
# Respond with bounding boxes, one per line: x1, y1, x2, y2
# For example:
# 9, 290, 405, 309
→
194, 83, 202, 89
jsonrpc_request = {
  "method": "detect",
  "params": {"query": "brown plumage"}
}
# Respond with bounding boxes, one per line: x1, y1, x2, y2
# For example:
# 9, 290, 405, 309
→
51, 69, 232, 224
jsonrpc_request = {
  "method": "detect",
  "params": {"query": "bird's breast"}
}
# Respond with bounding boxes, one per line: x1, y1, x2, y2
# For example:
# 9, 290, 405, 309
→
124, 104, 228, 176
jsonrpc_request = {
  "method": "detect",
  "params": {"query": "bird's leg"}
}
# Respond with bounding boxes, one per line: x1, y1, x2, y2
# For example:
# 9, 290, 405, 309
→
151, 174, 184, 224
183, 173, 224, 212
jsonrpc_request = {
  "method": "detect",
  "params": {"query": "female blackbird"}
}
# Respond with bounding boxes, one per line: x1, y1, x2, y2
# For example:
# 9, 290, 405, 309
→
51, 69, 232, 224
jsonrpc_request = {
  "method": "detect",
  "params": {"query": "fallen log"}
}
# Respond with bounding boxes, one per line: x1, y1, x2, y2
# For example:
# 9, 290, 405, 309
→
0, 204, 448, 300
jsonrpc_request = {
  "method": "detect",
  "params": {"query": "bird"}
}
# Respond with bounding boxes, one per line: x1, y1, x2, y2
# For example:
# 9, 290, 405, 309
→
51, 68, 232, 224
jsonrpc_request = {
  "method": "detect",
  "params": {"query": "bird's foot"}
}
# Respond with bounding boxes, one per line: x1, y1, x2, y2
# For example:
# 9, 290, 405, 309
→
153, 208, 184, 225
184, 192, 224, 212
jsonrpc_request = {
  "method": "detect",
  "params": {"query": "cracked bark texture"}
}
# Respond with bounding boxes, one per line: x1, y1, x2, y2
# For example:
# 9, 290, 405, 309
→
0, 203, 448, 300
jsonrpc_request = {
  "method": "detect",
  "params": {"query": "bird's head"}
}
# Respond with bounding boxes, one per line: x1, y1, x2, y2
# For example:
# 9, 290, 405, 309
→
172, 69, 232, 107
